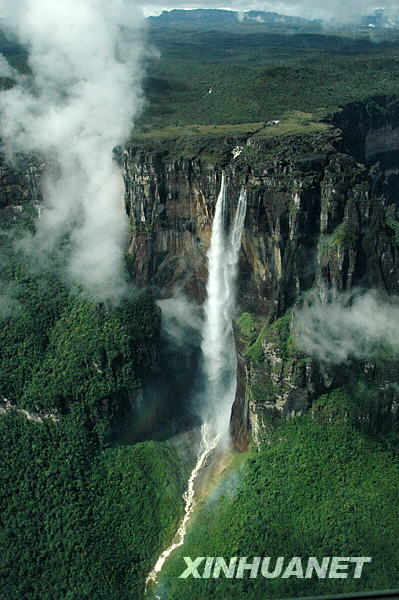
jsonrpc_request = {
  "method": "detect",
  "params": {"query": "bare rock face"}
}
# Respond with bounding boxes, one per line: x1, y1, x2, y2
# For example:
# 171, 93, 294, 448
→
124, 153, 217, 301
124, 96, 399, 446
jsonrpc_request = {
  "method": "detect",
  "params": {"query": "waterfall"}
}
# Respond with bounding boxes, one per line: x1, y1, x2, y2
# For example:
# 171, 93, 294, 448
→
145, 175, 247, 596
201, 175, 247, 442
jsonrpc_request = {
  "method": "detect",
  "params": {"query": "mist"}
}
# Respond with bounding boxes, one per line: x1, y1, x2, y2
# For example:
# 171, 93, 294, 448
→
157, 293, 203, 348
0, 0, 146, 302
295, 290, 399, 365
146, 2, 399, 26
236, 1, 399, 25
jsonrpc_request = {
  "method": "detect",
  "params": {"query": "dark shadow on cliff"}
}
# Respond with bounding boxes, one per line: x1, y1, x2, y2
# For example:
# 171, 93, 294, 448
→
112, 295, 203, 443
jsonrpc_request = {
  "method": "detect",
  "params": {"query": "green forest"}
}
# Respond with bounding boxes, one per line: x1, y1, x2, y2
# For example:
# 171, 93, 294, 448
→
138, 26, 399, 133
0, 228, 186, 599
0, 413, 185, 600
161, 413, 399, 599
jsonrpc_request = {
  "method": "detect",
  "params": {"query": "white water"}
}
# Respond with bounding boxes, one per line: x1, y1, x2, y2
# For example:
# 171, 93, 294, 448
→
145, 175, 247, 596
201, 175, 247, 442
145, 423, 219, 590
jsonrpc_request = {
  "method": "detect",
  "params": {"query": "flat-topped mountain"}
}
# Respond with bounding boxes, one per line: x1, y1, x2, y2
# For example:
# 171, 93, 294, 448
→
148, 8, 321, 31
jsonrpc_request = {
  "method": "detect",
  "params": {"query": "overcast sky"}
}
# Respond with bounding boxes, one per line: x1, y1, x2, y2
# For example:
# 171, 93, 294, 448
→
143, 1, 399, 23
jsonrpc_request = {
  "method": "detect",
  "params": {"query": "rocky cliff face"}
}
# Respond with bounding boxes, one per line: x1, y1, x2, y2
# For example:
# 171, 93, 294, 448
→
124, 96, 399, 448
1, 97, 398, 447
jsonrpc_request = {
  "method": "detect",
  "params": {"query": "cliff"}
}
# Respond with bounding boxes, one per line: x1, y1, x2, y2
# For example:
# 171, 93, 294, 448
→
1, 96, 398, 448
124, 95, 399, 448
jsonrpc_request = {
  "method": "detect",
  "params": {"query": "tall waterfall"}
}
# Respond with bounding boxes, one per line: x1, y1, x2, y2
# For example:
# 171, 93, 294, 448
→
145, 175, 246, 595
201, 173, 247, 442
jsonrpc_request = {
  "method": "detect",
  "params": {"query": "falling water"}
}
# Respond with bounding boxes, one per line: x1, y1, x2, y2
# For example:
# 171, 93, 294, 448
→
145, 174, 247, 596
201, 175, 247, 442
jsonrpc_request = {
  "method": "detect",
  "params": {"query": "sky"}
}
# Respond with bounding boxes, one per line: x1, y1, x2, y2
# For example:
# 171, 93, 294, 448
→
143, 1, 399, 24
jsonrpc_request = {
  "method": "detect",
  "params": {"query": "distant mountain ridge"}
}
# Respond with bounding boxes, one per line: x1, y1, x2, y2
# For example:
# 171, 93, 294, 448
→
148, 8, 321, 30
148, 7, 399, 31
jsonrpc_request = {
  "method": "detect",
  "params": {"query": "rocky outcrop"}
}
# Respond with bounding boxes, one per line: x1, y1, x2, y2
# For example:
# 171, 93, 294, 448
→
0, 397, 60, 423
124, 96, 399, 446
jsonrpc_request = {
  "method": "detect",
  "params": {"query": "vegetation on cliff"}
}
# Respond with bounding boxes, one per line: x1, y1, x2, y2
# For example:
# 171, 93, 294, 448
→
0, 233, 160, 422
3, 8, 399, 141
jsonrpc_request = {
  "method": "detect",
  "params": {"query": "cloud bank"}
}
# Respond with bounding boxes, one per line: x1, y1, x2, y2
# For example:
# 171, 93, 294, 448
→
0, 0, 146, 302
296, 290, 399, 365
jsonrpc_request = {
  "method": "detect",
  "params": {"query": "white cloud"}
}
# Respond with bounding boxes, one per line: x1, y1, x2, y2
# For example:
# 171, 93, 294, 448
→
157, 293, 203, 346
295, 290, 399, 364
0, 0, 147, 302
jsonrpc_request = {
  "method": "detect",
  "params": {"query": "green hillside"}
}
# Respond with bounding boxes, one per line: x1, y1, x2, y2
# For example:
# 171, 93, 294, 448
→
138, 24, 399, 135
161, 414, 399, 599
